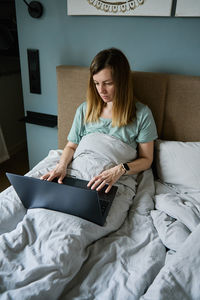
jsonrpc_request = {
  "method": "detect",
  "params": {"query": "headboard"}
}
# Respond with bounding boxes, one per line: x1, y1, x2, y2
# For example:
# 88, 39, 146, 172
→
57, 65, 200, 149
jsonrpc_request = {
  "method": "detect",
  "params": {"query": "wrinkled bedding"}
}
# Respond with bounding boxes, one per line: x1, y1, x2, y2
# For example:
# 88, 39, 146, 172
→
144, 181, 200, 300
60, 169, 165, 300
151, 181, 200, 252
0, 133, 164, 299
1, 133, 199, 300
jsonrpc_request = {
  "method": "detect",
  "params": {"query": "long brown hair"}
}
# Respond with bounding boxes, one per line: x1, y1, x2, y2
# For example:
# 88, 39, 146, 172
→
85, 48, 136, 127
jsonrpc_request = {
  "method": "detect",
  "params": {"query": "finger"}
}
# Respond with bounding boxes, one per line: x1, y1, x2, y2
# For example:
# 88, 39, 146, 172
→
40, 173, 50, 180
96, 180, 107, 191
87, 176, 99, 187
47, 173, 57, 182
58, 175, 65, 184
105, 184, 112, 193
92, 178, 107, 190
87, 179, 94, 187
87, 169, 109, 186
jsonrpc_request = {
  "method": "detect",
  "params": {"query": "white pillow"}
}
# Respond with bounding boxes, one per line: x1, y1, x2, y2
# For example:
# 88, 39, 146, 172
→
155, 140, 200, 189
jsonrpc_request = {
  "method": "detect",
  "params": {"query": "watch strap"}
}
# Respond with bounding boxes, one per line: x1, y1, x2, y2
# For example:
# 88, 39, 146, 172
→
123, 163, 130, 171
121, 163, 130, 174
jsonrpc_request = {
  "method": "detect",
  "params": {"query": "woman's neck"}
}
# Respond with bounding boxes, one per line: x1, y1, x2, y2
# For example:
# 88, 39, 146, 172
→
101, 102, 113, 119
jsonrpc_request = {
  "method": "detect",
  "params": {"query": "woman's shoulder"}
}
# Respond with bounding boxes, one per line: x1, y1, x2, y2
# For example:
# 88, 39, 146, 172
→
135, 101, 155, 125
77, 101, 87, 109
135, 101, 150, 115
76, 101, 87, 114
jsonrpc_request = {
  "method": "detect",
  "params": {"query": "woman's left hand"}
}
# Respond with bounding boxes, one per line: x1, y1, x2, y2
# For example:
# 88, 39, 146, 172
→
87, 165, 125, 193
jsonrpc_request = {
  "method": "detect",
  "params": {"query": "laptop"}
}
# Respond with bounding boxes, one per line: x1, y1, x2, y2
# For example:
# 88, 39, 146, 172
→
6, 172, 118, 226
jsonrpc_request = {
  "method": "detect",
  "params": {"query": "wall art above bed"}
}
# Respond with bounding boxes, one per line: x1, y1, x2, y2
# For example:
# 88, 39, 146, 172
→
175, 0, 200, 17
67, 0, 173, 16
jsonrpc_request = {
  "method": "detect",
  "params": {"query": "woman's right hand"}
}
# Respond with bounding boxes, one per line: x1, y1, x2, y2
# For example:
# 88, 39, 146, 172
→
40, 163, 67, 184
40, 141, 77, 184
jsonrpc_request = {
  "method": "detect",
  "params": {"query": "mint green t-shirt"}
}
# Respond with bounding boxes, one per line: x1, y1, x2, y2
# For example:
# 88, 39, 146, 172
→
67, 101, 158, 150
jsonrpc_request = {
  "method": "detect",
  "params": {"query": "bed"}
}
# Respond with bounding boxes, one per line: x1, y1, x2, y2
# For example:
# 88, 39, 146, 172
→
0, 66, 200, 299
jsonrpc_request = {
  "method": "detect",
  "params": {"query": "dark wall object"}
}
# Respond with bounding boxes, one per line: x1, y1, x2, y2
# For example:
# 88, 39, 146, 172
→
27, 49, 41, 94
23, 1, 43, 18
21, 111, 58, 128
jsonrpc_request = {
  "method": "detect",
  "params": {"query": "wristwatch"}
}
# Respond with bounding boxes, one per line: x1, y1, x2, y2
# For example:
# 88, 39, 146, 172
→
121, 163, 130, 174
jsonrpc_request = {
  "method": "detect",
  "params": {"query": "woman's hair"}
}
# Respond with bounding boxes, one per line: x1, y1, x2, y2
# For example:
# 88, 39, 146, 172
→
85, 48, 136, 127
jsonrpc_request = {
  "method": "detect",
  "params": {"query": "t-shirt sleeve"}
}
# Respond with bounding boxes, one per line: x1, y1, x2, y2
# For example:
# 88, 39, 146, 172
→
67, 103, 85, 144
136, 105, 158, 143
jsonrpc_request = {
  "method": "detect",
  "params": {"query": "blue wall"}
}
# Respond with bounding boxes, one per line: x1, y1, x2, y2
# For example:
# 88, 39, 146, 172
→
15, 0, 200, 168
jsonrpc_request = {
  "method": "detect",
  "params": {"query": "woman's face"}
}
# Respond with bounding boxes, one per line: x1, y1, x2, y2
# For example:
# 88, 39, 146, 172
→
93, 67, 115, 103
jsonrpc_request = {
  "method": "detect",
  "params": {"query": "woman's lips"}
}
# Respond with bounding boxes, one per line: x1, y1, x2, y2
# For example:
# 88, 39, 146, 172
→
101, 95, 109, 100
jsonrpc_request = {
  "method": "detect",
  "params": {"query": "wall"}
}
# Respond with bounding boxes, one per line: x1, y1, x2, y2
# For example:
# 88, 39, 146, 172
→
15, 0, 200, 168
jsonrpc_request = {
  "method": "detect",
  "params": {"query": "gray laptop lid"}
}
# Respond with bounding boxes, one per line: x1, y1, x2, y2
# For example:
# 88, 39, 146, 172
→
6, 173, 118, 226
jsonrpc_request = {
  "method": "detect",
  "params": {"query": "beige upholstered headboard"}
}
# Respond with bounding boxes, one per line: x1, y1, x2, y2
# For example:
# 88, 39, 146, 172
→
57, 65, 200, 149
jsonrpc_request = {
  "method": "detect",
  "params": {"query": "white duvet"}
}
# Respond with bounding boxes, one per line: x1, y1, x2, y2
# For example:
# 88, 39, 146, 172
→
0, 133, 165, 299
144, 181, 200, 300
151, 181, 200, 252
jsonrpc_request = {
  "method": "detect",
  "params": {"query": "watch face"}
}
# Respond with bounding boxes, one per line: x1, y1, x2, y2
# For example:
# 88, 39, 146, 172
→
123, 163, 130, 171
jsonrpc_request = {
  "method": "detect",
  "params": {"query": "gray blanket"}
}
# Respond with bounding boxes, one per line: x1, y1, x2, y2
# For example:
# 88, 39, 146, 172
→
0, 133, 164, 299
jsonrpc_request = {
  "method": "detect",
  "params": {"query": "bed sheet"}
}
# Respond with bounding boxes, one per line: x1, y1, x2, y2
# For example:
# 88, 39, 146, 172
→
151, 181, 200, 252
145, 180, 200, 300
0, 133, 166, 299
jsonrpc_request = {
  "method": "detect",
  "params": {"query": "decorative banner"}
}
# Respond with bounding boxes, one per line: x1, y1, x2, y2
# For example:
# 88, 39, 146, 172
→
67, 0, 173, 16
87, 0, 144, 13
176, 0, 200, 17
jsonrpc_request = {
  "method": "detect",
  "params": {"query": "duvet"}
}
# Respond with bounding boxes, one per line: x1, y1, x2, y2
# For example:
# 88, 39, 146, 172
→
144, 181, 200, 300
0, 133, 173, 299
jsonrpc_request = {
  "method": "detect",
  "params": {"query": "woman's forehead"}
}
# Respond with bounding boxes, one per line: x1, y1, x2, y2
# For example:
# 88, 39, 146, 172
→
93, 67, 113, 81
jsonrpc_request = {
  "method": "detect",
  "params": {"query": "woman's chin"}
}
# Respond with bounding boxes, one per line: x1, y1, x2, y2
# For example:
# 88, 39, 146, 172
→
101, 97, 112, 103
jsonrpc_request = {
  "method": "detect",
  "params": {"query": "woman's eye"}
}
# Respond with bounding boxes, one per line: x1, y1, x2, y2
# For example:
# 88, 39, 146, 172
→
93, 81, 113, 86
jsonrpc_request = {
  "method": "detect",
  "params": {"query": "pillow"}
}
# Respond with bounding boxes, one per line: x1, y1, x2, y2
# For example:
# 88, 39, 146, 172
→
155, 140, 200, 189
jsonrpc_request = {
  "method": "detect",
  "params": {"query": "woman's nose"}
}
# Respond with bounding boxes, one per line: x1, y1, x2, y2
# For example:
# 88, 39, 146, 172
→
99, 84, 105, 93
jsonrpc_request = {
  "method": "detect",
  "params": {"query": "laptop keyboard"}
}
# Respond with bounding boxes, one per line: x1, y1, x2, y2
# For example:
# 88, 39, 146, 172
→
55, 176, 113, 214
99, 199, 110, 215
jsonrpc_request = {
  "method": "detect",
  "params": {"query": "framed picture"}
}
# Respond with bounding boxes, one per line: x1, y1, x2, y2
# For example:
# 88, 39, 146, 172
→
67, 0, 173, 17
175, 0, 200, 17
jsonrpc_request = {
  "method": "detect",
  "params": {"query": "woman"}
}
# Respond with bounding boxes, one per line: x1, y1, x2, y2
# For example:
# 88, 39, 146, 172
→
41, 48, 157, 193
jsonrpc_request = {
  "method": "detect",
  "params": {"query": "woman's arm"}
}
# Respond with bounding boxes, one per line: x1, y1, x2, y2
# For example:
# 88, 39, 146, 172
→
125, 141, 154, 175
87, 141, 154, 193
40, 141, 78, 183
